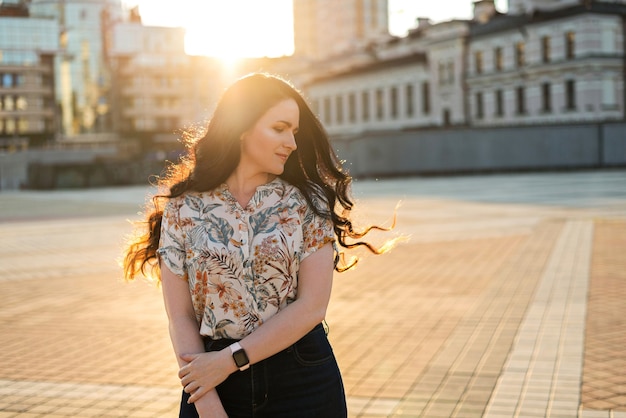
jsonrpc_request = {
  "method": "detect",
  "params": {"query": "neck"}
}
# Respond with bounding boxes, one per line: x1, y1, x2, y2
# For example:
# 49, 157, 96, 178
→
226, 170, 276, 207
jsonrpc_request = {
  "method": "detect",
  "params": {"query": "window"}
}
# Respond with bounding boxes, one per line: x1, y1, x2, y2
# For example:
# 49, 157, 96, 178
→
602, 78, 617, 107
406, 84, 414, 117
4, 95, 14, 111
311, 98, 320, 116
476, 92, 484, 119
438, 63, 446, 85
390, 86, 398, 119
566, 32, 575, 59
516, 86, 526, 114
16, 96, 27, 110
447, 62, 454, 84
601, 27, 616, 54
515, 42, 525, 67
565, 80, 576, 110
443, 109, 451, 126
17, 117, 28, 133
541, 83, 551, 112
440, 61, 455, 84
362, 91, 370, 121
422, 82, 430, 114
336, 95, 344, 124
5, 118, 15, 134
323, 97, 332, 125
2, 73, 13, 87
494, 47, 503, 71
157, 117, 176, 131
495, 89, 504, 117
541, 36, 551, 63
474, 51, 483, 74
375, 89, 384, 120
156, 97, 167, 108
348, 93, 356, 123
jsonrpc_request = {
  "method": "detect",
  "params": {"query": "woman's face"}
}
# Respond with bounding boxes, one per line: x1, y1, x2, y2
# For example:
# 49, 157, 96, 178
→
239, 98, 299, 177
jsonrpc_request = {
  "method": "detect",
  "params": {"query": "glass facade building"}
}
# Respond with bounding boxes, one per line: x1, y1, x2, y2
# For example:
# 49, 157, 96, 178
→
29, 0, 124, 135
0, 16, 59, 145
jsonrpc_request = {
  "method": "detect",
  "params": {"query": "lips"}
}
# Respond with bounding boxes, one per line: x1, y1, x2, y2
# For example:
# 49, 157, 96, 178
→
276, 153, 289, 162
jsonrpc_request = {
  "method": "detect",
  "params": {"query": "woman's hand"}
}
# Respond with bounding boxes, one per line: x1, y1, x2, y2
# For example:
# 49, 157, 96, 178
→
179, 349, 237, 404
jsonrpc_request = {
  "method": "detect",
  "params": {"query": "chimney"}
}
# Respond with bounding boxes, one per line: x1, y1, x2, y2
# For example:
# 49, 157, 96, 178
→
129, 5, 141, 23
473, 0, 497, 24
416, 17, 431, 28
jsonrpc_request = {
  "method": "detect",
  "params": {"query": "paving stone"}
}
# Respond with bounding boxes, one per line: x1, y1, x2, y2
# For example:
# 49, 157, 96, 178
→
1, 171, 625, 418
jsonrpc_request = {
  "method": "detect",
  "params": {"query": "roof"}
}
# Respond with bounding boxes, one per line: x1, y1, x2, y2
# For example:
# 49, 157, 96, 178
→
308, 52, 427, 84
471, 2, 626, 38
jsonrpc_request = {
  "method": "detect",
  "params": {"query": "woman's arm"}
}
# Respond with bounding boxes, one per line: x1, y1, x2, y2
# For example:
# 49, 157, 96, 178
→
179, 242, 335, 403
161, 263, 227, 417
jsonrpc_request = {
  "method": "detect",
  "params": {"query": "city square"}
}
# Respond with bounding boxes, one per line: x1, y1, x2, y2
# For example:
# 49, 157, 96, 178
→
1, 170, 625, 417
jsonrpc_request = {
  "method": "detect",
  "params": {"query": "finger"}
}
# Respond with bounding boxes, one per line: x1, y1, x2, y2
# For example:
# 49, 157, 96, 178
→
177, 361, 193, 379
179, 353, 195, 362
188, 386, 209, 404
184, 381, 200, 397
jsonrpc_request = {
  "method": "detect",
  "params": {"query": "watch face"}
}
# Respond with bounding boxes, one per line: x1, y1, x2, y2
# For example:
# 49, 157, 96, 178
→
233, 349, 249, 368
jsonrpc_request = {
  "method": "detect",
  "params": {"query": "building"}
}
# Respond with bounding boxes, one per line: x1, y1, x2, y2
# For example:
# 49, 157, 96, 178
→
293, 0, 390, 61
108, 21, 219, 153
301, 0, 625, 137
303, 17, 471, 137
29, 0, 124, 136
0, 1, 60, 148
467, 1, 626, 126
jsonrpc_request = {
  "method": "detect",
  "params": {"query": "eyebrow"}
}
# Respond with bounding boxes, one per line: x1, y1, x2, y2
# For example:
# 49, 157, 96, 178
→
277, 120, 299, 130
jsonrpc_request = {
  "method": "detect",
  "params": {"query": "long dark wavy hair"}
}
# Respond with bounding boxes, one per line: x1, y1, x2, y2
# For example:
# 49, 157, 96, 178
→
123, 73, 396, 281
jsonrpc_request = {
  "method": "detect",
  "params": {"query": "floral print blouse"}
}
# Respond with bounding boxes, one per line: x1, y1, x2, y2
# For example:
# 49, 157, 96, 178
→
157, 177, 335, 339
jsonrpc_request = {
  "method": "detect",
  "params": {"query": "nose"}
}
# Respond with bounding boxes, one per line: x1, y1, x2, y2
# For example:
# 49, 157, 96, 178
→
285, 132, 297, 151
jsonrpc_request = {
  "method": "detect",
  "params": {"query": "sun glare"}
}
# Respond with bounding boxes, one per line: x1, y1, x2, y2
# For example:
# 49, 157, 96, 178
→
129, 0, 294, 59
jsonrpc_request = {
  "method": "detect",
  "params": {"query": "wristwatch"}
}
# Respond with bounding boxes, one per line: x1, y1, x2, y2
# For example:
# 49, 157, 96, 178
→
229, 342, 250, 371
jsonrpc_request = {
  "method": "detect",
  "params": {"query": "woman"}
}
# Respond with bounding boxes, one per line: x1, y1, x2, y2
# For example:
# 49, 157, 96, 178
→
123, 73, 395, 417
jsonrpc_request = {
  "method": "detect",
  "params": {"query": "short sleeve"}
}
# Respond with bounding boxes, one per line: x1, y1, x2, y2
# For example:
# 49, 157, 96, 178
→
300, 196, 335, 262
156, 198, 186, 278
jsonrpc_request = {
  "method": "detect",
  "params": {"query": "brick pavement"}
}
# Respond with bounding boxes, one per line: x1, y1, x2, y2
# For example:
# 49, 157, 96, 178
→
0, 171, 625, 418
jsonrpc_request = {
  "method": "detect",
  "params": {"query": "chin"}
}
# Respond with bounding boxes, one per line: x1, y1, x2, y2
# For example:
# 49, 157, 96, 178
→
270, 165, 286, 175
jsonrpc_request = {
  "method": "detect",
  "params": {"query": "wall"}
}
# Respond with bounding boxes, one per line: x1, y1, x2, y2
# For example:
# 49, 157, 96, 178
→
333, 122, 626, 178
1, 123, 623, 190
0, 143, 119, 190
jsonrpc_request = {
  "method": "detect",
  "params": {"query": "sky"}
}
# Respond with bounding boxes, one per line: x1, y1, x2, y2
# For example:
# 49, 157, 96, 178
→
123, 0, 509, 58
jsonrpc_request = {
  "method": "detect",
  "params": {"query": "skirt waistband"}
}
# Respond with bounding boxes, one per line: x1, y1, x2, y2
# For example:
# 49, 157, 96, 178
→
202, 322, 326, 352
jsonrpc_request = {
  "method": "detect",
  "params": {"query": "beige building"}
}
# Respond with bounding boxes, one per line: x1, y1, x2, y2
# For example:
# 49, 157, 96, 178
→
293, 0, 390, 61
108, 22, 205, 149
